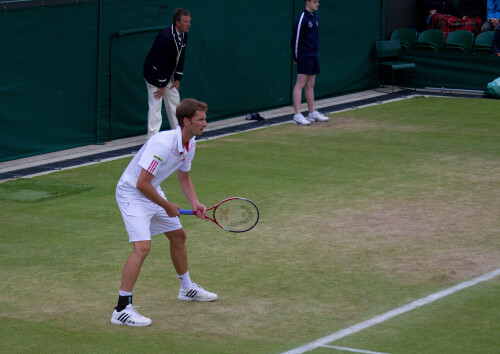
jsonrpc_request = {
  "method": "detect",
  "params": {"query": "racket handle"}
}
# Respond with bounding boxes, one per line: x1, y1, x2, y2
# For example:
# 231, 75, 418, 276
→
179, 209, 196, 215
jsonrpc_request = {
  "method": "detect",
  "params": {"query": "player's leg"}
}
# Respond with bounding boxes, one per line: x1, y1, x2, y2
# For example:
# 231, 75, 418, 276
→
165, 228, 188, 276
112, 197, 154, 326
120, 240, 151, 292
304, 74, 316, 113
293, 74, 307, 115
306, 57, 328, 122
165, 228, 217, 302
294, 56, 314, 115
293, 57, 314, 125
111, 240, 153, 326
163, 83, 180, 130
292, 74, 311, 126
146, 81, 163, 138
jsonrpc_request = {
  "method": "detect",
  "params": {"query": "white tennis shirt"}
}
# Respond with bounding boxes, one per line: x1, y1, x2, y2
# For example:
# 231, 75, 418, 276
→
116, 127, 196, 199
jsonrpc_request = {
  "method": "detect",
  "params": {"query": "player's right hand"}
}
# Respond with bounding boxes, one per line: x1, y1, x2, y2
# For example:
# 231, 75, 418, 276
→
164, 202, 180, 217
154, 87, 165, 99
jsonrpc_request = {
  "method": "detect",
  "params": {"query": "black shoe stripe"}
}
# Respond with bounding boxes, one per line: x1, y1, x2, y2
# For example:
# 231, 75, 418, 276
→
186, 289, 198, 298
118, 313, 131, 323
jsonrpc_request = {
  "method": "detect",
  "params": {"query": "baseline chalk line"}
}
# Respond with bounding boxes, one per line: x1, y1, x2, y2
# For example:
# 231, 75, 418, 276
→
283, 267, 500, 354
322, 345, 390, 354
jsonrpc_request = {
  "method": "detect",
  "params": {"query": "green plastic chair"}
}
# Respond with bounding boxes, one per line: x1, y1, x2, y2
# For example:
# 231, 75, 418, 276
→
390, 28, 418, 52
444, 30, 474, 53
376, 39, 417, 92
415, 29, 445, 53
473, 31, 494, 55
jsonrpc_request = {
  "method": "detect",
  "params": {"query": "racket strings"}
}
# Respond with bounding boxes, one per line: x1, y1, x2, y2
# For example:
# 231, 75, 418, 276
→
216, 200, 258, 232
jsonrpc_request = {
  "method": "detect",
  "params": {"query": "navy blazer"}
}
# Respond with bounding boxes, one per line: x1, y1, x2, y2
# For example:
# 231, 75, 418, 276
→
143, 25, 188, 88
291, 10, 319, 61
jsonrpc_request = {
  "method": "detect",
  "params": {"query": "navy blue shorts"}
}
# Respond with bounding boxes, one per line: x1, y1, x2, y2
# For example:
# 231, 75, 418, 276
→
297, 56, 320, 75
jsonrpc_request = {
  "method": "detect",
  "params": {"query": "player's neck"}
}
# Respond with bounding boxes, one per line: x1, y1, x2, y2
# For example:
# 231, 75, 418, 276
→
175, 25, 184, 34
181, 128, 192, 146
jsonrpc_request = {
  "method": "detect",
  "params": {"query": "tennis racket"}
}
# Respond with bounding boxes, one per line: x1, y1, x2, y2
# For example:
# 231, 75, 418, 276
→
179, 197, 259, 233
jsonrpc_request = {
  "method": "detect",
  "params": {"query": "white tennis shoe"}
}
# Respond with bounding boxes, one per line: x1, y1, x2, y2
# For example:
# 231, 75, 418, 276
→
110, 304, 152, 326
178, 283, 217, 302
307, 110, 329, 122
293, 114, 311, 126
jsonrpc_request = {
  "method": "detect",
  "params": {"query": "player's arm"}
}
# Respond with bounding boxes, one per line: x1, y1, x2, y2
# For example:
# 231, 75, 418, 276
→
177, 169, 206, 219
151, 34, 171, 98
170, 80, 180, 91
174, 34, 187, 83
136, 168, 180, 217
153, 32, 174, 88
291, 20, 299, 61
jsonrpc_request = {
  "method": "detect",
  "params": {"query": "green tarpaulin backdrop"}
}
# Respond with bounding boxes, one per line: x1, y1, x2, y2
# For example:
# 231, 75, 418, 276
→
0, 0, 382, 161
1, 1, 499, 162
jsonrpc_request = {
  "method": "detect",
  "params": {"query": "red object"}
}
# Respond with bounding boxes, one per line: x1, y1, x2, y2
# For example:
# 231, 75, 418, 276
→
429, 13, 483, 38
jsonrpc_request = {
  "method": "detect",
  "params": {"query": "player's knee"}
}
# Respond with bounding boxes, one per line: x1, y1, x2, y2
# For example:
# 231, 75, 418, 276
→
305, 80, 315, 89
294, 81, 306, 90
166, 228, 186, 246
133, 242, 151, 258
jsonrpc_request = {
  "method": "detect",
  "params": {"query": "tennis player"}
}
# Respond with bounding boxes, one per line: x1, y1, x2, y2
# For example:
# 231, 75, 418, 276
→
111, 98, 217, 327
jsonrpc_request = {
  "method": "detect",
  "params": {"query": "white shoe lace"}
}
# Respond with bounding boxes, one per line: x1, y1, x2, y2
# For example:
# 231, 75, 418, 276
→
192, 283, 215, 298
191, 283, 204, 293
128, 305, 148, 320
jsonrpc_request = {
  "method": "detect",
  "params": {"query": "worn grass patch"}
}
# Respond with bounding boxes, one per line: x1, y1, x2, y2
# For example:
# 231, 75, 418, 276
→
0, 179, 92, 202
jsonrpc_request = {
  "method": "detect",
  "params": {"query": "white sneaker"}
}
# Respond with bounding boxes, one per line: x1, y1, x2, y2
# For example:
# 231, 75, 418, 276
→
307, 111, 329, 122
110, 304, 152, 326
293, 114, 311, 126
178, 283, 217, 302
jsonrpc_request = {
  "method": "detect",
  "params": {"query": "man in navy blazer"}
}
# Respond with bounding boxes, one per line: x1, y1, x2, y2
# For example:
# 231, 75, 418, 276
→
143, 8, 191, 138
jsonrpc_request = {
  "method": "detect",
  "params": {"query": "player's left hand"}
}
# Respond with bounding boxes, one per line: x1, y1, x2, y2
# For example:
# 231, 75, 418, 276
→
194, 203, 207, 220
171, 80, 180, 91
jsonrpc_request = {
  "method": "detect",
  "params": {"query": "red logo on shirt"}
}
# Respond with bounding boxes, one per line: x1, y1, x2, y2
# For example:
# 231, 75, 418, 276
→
147, 160, 159, 174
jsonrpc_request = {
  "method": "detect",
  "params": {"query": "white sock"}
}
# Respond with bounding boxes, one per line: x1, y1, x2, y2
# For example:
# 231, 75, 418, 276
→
119, 290, 132, 297
178, 271, 193, 290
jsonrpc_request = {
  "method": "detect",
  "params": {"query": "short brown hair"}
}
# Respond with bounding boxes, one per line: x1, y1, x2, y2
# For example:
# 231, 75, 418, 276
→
173, 8, 190, 25
176, 98, 208, 128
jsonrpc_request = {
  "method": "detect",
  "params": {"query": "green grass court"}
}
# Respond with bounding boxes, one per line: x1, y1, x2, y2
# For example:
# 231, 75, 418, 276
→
1, 96, 499, 353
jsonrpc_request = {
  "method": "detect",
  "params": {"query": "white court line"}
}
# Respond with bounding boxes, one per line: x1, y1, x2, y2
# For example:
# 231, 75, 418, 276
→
322, 345, 390, 354
283, 268, 500, 354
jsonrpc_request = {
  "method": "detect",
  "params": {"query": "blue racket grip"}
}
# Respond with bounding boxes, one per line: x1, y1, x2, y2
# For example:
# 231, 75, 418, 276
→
179, 209, 196, 215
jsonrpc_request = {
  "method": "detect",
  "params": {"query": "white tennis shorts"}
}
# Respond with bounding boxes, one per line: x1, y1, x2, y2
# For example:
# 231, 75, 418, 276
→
116, 191, 182, 243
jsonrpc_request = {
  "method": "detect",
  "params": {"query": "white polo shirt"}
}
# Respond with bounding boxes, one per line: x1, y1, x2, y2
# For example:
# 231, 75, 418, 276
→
116, 127, 196, 200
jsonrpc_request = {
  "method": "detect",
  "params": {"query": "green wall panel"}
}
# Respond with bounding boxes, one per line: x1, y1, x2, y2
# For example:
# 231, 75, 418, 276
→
400, 52, 500, 91
0, 3, 99, 161
1, 0, 386, 161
